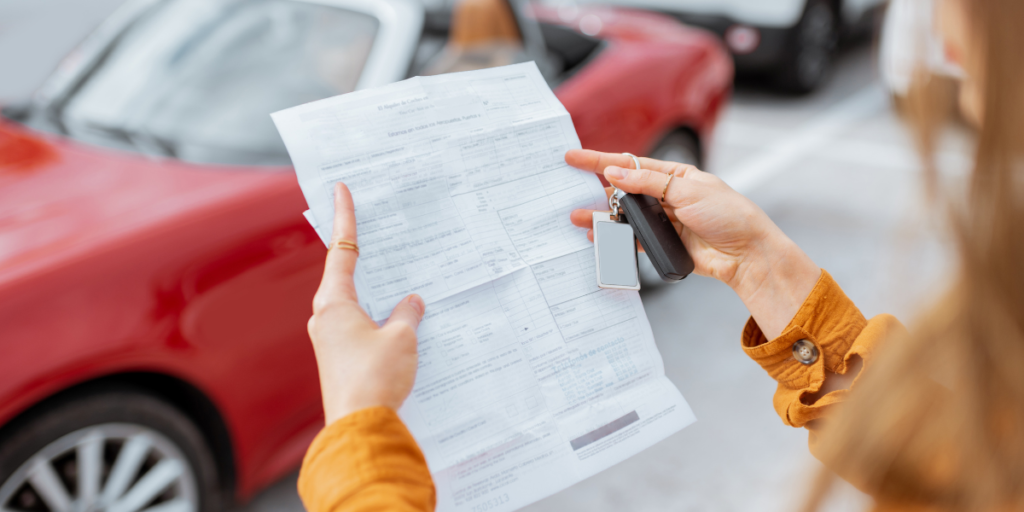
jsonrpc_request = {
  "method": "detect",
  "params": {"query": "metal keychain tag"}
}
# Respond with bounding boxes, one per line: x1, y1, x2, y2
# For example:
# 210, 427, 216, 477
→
594, 187, 640, 290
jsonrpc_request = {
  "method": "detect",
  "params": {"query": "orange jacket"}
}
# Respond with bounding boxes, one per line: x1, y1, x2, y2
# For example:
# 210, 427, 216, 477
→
297, 270, 904, 511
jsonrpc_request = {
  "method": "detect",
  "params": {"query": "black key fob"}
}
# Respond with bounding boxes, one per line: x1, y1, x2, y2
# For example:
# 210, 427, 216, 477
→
619, 193, 694, 282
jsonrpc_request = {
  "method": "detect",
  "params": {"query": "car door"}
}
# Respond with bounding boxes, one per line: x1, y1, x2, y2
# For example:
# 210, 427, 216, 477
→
172, 187, 329, 491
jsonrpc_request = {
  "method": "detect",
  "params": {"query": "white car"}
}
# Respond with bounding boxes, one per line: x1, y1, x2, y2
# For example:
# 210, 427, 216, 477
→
561, 0, 888, 93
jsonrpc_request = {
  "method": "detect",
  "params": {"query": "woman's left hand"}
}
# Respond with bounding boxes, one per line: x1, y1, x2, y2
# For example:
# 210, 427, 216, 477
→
307, 183, 426, 425
565, 149, 820, 340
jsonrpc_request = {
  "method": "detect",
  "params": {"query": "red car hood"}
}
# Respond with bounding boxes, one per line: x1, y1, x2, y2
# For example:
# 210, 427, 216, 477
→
0, 121, 292, 287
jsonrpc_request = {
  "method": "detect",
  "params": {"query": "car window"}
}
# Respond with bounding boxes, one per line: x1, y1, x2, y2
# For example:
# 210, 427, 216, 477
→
62, 0, 378, 167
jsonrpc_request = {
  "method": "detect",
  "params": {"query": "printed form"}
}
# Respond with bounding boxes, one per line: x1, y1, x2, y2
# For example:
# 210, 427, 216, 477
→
273, 62, 695, 512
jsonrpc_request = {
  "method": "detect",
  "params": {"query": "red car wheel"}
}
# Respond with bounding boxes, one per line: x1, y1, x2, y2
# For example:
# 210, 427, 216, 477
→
0, 390, 221, 512
649, 131, 701, 168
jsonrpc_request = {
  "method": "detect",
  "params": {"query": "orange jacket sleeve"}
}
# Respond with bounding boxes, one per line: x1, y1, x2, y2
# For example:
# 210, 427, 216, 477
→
297, 407, 435, 512
741, 270, 906, 467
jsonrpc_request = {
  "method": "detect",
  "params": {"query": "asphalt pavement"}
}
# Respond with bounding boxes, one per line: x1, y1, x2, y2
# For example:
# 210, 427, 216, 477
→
0, 3, 970, 511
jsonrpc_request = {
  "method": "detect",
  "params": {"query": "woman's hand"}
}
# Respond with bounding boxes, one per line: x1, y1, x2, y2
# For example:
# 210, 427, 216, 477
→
307, 183, 426, 425
567, 149, 820, 339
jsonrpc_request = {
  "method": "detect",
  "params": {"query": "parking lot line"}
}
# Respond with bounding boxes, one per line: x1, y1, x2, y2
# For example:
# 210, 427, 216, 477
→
720, 85, 890, 195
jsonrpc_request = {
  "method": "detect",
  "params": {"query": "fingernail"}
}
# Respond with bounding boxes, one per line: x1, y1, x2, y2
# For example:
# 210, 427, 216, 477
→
605, 166, 628, 180
408, 295, 424, 315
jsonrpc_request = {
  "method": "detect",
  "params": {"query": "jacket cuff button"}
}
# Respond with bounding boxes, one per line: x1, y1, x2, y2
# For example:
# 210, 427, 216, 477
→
792, 339, 819, 365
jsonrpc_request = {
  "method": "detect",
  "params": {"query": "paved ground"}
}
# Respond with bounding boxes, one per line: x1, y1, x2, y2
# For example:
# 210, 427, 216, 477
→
1, 3, 970, 511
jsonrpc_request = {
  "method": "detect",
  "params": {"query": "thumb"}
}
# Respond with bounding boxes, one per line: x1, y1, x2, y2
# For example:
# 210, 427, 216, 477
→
385, 294, 425, 332
604, 165, 678, 203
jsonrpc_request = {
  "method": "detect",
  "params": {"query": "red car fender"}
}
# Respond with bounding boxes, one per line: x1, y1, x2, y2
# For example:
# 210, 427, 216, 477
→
0, 123, 326, 498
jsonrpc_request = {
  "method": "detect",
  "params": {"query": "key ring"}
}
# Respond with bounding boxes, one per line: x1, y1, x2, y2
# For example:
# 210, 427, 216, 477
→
609, 153, 642, 221
608, 189, 623, 220
622, 152, 642, 172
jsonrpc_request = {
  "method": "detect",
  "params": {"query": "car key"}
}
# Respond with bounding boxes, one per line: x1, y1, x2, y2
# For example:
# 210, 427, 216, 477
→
618, 193, 694, 281
615, 153, 694, 282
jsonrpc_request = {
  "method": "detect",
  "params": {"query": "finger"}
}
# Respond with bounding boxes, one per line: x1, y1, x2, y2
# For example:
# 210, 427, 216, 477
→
566, 149, 690, 176
604, 165, 694, 205
319, 182, 360, 303
571, 209, 598, 228
578, 182, 681, 224
385, 294, 425, 332
570, 187, 612, 228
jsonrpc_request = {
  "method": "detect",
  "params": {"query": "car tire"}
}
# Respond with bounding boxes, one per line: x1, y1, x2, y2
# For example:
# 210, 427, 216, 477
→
776, 0, 838, 94
640, 130, 701, 291
0, 389, 221, 512
648, 130, 701, 168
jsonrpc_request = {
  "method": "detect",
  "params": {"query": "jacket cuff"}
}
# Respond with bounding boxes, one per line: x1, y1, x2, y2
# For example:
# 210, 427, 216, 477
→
741, 270, 867, 391
298, 407, 435, 511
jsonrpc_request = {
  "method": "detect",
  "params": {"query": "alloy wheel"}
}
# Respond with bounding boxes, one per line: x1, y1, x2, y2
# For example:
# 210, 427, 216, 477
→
0, 423, 199, 512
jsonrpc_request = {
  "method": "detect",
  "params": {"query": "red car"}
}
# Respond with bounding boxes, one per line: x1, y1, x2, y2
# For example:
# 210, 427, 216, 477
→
0, 0, 731, 510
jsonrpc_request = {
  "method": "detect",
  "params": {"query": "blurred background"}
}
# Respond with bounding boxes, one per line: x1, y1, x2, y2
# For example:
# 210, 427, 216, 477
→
0, 0, 972, 511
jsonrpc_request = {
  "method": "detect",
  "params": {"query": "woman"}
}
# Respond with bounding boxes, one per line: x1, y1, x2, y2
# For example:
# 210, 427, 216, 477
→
299, 0, 1024, 509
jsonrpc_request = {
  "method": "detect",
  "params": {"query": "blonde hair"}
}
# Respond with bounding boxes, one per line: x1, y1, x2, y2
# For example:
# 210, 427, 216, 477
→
808, 0, 1024, 509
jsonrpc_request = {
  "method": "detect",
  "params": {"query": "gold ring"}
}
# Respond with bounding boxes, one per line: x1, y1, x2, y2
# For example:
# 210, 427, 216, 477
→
661, 173, 674, 203
334, 239, 359, 255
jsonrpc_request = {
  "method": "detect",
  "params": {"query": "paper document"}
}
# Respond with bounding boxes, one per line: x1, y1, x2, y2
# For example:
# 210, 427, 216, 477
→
273, 62, 695, 512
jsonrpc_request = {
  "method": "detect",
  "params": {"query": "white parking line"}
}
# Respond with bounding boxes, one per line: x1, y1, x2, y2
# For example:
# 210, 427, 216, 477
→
720, 85, 890, 195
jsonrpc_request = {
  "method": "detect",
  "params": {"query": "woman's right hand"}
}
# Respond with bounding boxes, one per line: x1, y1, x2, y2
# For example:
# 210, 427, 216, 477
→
566, 149, 821, 339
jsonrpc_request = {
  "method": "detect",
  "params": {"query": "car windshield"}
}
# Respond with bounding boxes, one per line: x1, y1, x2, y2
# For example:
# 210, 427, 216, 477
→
61, 0, 378, 167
